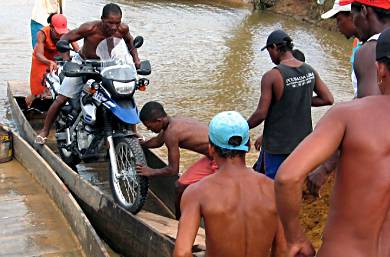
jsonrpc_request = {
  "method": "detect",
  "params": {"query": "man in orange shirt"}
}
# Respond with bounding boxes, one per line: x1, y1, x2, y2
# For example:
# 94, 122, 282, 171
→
27, 13, 79, 107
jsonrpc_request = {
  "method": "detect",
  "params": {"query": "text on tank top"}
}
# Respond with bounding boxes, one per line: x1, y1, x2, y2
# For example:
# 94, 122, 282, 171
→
263, 63, 315, 154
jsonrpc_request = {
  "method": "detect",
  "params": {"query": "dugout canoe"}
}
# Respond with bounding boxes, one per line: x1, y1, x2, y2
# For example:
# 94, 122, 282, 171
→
0, 124, 109, 257
7, 81, 206, 257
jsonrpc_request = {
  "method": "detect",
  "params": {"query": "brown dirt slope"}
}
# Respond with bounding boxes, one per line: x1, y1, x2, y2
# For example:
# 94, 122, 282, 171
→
270, 0, 338, 31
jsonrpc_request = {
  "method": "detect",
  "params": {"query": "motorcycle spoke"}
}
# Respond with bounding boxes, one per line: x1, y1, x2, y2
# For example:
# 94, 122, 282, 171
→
114, 142, 140, 206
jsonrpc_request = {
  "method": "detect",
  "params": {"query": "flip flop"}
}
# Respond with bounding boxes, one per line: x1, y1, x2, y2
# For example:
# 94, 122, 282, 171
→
34, 135, 48, 145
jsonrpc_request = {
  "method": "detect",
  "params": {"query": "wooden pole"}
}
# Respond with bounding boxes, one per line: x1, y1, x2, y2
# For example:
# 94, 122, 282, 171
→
58, 0, 63, 14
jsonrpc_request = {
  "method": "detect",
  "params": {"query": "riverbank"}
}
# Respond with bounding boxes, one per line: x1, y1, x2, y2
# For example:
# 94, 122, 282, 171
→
265, 0, 337, 31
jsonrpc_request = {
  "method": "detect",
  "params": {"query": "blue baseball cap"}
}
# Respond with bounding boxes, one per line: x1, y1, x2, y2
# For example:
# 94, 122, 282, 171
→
209, 111, 249, 152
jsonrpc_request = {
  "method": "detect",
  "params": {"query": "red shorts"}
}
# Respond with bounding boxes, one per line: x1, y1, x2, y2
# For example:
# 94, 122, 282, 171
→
177, 156, 218, 186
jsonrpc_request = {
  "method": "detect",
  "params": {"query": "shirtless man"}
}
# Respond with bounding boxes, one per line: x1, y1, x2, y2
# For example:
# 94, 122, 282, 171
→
135, 101, 217, 219
274, 29, 390, 257
173, 111, 286, 257
35, 3, 140, 144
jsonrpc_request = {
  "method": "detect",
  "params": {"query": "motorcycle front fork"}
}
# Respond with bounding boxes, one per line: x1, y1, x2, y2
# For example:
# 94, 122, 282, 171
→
103, 109, 119, 181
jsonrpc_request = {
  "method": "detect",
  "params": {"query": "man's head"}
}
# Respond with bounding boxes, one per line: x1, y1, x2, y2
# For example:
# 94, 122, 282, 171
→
139, 101, 168, 133
101, 3, 122, 37
261, 30, 294, 64
351, 0, 390, 42
49, 14, 69, 39
208, 111, 249, 159
321, 1, 357, 39
376, 28, 390, 93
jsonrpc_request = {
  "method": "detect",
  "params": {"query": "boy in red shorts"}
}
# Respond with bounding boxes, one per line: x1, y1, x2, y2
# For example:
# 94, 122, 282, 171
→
136, 101, 217, 219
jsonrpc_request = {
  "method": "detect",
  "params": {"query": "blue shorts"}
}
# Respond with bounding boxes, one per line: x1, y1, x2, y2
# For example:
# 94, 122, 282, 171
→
254, 149, 288, 179
31, 19, 44, 49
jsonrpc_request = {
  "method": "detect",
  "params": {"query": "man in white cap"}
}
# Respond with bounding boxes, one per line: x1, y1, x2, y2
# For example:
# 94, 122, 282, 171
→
174, 111, 286, 257
322, 0, 361, 97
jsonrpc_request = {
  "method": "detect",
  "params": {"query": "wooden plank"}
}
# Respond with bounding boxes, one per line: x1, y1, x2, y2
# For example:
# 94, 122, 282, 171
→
138, 211, 206, 247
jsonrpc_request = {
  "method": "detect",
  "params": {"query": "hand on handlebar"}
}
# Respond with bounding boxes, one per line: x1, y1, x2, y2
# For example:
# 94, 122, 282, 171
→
48, 61, 58, 73
135, 61, 141, 69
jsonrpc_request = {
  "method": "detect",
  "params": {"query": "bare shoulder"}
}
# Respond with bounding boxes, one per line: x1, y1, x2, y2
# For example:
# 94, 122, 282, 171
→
170, 115, 204, 129
263, 68, 283, 88
119, 23, 130, 35
332, 97, 382, 113
182, 178, 210, 202
355, 40, 376, 61
251, 169, 275, 195
78, 21, 101, 35
263, 68, 280, 80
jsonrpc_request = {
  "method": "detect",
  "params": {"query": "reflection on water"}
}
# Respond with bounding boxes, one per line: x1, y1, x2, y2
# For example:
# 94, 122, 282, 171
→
0, 0, 353, 169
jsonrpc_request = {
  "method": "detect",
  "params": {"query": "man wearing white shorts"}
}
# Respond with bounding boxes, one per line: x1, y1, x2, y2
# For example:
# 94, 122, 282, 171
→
35, 3, 140, 144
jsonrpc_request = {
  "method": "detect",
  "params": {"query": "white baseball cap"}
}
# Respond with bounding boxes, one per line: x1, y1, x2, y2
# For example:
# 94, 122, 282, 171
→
321, 0, 352, 19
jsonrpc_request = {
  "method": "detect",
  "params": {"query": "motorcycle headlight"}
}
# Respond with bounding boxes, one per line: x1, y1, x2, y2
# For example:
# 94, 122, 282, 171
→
113, 81, 136, 94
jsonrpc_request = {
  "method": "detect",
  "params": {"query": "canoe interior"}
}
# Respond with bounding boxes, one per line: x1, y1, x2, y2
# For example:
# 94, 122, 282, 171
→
8, 81, 206, 257
1, 126, 110, 257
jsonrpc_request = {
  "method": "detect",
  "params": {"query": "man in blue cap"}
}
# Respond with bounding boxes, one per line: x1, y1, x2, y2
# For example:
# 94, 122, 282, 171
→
275, 28, 390, 257
174, 111, 286, 257
248, 29, 334, 179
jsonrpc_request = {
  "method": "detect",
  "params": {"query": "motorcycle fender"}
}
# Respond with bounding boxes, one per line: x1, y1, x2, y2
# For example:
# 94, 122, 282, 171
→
103, 99, 140, 124
112, 131, 137, 138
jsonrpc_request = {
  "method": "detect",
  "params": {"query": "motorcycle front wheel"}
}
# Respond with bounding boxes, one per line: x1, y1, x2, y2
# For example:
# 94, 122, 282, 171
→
109, 136, 148, 214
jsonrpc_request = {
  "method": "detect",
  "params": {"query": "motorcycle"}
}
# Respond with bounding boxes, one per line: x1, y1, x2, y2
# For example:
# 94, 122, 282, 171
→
55, 36, 151, 213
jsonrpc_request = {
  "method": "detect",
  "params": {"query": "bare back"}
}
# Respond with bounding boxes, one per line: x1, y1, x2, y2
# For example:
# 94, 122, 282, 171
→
195, 169, 281, 257
318, 96, 390, 257
163, 115, 209, 156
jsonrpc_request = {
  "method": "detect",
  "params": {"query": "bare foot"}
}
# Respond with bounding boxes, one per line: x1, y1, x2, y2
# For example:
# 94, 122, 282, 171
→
25, 95, 35, 108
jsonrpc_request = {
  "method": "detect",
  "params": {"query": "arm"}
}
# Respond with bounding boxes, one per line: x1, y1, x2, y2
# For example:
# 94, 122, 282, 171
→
142, 131, 165, 149
247, 71, 274, 129
270, 219, 287, 257
311, 70, 334, 107
354, 42, 381, 98
60, 22, 95, 43
306, 151, 339, 197
173, 186, 201, 257
60, 42, 80, 61
275, 105, 346, 256
34, 31, 57, 72
136, 130, 180, 176
123, 26, 141, 68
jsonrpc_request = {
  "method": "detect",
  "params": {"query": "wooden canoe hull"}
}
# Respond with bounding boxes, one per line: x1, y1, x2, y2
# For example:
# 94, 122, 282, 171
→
6, 125, 110, 257
7, 81, 205, 257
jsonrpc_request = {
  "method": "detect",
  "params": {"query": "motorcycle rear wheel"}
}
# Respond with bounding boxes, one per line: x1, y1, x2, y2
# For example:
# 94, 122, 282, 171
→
109, 136, 148, 214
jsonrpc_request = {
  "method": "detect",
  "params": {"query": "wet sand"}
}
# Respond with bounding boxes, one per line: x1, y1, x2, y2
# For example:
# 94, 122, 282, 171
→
0, 160, 84, 256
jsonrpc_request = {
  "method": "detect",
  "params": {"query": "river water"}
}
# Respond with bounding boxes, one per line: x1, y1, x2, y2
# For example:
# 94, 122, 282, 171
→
0, 0, 353, 168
